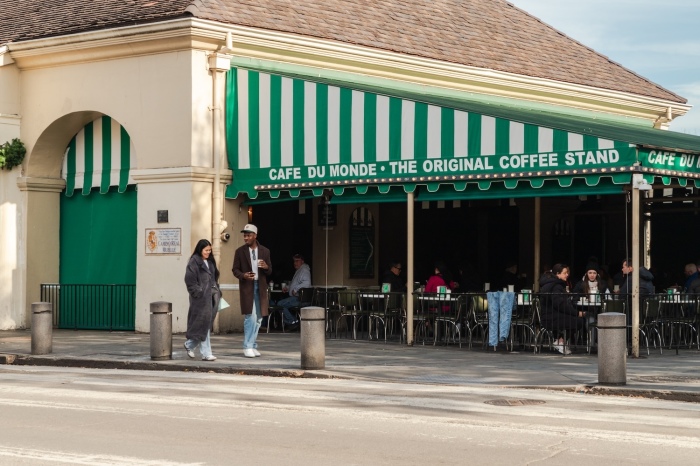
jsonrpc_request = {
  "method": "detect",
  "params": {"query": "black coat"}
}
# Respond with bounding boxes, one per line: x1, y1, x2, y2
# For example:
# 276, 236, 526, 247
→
185, 254, 221, 341
538, 274, 583, 332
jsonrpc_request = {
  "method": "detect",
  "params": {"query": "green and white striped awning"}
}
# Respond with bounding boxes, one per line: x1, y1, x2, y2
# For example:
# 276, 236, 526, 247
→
62, 116, 134, 196
225, 68, 638, 199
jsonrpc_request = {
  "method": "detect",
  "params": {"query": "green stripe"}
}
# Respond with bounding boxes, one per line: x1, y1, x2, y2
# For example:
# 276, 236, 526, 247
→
389, 97, 402, 160
553, 129, 569, 153
66, 137, 77, 196
82, 122, 94, 196
270, 74, 282, 170
293, 78, 305, 167
364, 92, 377, 162
414, 102, 428, 159
101, 116, 112, 193
441, 108, 454, 159
468, 113, 482, 156
524, 124, 539, 154
316, 83, 329, 167
119, 126, 130, 192
583, 134, 598, 150
339, 88, 352, 164
495, 118, 510, 156
225, 69, 239, 169
248, 71, 260, 169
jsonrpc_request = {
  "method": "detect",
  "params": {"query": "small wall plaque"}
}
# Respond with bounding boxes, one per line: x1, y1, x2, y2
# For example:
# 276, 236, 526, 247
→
157, 210, 169, 223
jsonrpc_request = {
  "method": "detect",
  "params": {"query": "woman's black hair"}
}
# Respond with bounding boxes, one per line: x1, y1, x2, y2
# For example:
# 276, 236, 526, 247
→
552, 263, 569, 276
192, 239, 219, 281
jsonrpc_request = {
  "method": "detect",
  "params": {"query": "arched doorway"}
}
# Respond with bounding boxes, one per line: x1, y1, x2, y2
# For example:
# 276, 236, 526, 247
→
58, 116, 137, 330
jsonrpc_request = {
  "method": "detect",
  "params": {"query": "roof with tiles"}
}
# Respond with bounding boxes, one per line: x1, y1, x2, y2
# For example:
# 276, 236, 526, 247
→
0, 0, 686, 104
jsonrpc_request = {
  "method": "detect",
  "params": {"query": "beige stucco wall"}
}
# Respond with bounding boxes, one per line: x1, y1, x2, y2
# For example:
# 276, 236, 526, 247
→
311, 199, 379, 288
0, 60, 23, 328
2, 43, 237, 332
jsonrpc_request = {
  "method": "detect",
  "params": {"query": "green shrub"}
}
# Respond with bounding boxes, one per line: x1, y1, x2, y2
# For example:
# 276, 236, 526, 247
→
0, 138, 26, 170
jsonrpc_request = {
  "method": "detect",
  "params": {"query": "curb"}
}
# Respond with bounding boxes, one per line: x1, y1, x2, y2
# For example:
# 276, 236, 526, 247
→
7, 355, 343, 380
519, 384, 700, 403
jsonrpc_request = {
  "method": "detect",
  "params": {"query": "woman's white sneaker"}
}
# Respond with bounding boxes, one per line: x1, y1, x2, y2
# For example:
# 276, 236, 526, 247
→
202, 355, 217, 361
243, 348, 256, 358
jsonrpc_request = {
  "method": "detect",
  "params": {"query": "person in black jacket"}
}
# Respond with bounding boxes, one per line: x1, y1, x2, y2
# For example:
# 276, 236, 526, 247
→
572, 262, 610, 300
538, 263, 586, 354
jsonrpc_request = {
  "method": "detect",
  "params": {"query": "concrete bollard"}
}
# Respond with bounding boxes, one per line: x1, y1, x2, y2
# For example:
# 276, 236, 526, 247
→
597, 312, 627, 385
31, 302, 53, 355
150, 301, 172, 360
300, 306, 325, 370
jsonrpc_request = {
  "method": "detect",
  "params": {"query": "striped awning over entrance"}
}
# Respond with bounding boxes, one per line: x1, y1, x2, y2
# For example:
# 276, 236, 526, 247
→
62, 116, 134, 196
225, 68, 636, 199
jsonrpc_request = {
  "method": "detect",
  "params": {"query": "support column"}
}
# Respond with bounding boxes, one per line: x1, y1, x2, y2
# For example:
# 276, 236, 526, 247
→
534, 197, 541, 292
631, 175, 641, 358
406, 191, 414, 345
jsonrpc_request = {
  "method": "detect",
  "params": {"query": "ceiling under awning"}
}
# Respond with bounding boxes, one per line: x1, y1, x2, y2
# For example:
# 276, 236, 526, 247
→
225, 68, 700, 202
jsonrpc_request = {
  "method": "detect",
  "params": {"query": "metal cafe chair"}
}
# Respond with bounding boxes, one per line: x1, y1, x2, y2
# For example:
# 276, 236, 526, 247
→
266, 288, 286, 333
640, 297, 664, 355
433, 293, 466, 348
334, 289, 360, 339
289, 287, 316, 321
467, 294, 489, 350
508, 293, 537, 352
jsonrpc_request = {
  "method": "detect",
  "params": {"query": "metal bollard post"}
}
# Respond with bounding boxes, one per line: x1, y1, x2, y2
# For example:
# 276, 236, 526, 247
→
150, 301, 172, 360
300, 306, 325, 369
597, 312, 627, 385
31, 302, 53, 355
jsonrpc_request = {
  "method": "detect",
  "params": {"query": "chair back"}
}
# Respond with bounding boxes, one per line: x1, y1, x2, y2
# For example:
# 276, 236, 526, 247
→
298, 287, 315, 306
470, 294, 488, 323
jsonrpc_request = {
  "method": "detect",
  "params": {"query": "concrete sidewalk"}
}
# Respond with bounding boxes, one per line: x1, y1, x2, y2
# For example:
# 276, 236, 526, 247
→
1, 329, 699, 401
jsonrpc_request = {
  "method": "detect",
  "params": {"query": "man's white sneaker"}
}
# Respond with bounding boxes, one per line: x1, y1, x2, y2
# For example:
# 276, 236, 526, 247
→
252, 349, 261, 357
202, 355, 217, 361
184, 343, 195, 359
243, 348, 256, 358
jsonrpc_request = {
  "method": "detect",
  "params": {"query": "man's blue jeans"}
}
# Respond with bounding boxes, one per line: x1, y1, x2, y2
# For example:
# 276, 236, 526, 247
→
486, 291, 515, 347
277, 295, 300, 324
243, 281, 262, 349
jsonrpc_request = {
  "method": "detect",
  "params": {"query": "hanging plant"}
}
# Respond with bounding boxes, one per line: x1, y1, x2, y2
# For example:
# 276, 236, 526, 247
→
0, 138, 26, 170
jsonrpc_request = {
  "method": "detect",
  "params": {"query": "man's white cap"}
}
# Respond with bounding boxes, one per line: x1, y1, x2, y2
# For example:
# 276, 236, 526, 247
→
240, 224, 258, 234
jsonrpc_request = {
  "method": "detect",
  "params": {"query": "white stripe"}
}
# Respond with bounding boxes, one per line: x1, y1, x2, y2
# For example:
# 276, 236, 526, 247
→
351, 90, 364, 163
454, 110, 468, 157
598, 138, 615, 149
259, 73, 271, 168
327, 86, 340, 165
427, 105, 441, 159
481, 116, 496, 156
568, 132, 584, 152
304, 81, 317, 166
376, 95, 390, 162
237, 70, 250, 169
538, 127, 553, 153
280, 77, 294, 167
92, 117, 103, 190
401, 100, 415, 160
110, 118, 121, 187
75, 129, 85, 190
509, 121, 525, 155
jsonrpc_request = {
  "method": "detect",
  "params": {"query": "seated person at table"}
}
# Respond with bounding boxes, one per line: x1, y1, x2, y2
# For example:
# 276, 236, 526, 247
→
277, 254, 311, 329
379, 260, 406, 292
572, 262, 609, 300
425, 261, 456, 293
539, 264, 586, 355
618, 258, 654, 299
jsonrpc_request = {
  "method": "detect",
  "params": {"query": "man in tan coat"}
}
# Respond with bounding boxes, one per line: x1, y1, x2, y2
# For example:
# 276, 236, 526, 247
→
232, 224, 272, 358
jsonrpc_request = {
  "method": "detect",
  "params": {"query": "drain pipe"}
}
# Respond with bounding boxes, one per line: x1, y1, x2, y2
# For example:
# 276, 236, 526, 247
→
208, 35, 233, 266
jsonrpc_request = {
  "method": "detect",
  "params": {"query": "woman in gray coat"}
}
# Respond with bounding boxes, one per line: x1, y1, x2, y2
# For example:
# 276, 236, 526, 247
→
184, 239, 221, 361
